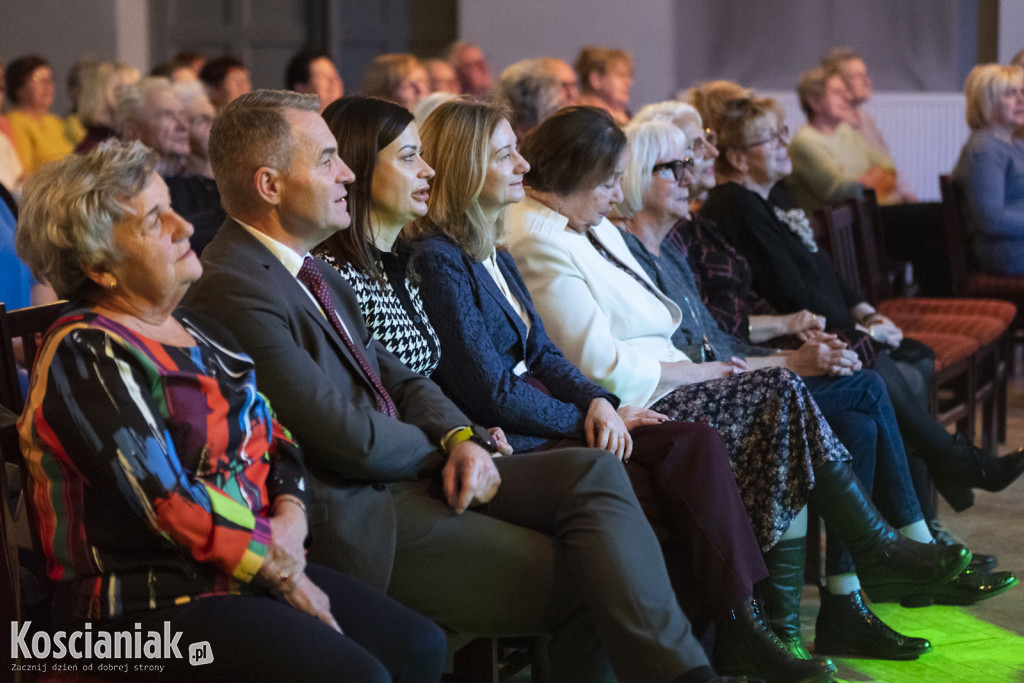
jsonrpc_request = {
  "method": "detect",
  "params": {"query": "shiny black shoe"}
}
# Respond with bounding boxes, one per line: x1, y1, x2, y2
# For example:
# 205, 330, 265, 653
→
899, 568, 1019, 607
714, 598, 836, 683
928, 519, 997, 573
934, 437, 1024, 495
811, 462, 971, 604
813, 588, 931, 661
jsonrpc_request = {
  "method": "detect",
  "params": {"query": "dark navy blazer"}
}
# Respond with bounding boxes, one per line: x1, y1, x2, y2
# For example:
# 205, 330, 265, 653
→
414, 235, 617, 451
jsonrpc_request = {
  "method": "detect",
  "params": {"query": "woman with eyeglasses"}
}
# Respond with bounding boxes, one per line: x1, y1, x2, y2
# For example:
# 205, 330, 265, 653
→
613, 116, 985, 663
5, 54, 74, 177
698, 92, 1021, 593
504, 105, 973, 679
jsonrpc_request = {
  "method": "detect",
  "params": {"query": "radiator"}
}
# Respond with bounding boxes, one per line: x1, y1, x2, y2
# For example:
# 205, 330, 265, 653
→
762, 90, 968, 202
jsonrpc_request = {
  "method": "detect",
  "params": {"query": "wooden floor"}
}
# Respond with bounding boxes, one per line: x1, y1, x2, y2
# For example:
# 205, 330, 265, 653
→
803, 374, 1024, 682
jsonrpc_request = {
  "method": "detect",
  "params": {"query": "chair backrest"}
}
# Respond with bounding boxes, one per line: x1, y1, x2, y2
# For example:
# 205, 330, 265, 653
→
0, 301, 66, 636
1, 405, 22, 672
850, 189, 896, 304
815, 200, 865, 297
939, 174, 973, 296
0, 301, 66, 415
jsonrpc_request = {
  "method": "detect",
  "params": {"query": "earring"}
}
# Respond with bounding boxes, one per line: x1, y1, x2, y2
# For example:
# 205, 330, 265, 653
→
108, 278, 117, 289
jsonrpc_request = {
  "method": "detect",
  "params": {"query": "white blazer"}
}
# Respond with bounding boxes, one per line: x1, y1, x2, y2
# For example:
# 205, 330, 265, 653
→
506, 197, 691, 408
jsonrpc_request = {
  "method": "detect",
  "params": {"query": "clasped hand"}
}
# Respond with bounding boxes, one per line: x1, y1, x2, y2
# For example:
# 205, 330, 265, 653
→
584, 397, 666, 461
791, 334, 862, 376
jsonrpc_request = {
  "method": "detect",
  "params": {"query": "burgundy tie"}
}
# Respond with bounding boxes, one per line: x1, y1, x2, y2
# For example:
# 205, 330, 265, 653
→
297, 256, 399, 418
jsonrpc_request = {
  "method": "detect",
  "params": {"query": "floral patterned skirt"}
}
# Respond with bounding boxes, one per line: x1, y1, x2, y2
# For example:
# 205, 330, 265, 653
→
650, 366, 850, 551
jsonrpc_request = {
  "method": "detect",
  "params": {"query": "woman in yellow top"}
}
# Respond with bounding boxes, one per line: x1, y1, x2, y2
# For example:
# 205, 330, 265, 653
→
6, 54, 74, 176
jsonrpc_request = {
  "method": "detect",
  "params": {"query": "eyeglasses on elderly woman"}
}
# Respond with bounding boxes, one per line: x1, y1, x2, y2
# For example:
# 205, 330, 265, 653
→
747, 125, 789, 148
652, 157, 694, 182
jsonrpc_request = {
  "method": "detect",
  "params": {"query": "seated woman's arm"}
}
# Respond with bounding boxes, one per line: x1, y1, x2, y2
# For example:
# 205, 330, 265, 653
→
22, 325, 283, 584
415, 237, 611, 439
958, 134, 1024, 240
510, 231, 741, 406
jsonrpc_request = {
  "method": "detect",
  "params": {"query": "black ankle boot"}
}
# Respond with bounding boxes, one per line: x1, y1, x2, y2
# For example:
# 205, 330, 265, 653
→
713, 597, 835, 683
755, 538, 811, 659
931, 435, 1024, 496
814, 588, 931, 660
809, 461, 970, 603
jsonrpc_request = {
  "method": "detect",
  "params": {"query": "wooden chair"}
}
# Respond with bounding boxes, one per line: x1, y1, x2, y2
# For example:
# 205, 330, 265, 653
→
816, 199, 980, 435
1, 301, 66, 682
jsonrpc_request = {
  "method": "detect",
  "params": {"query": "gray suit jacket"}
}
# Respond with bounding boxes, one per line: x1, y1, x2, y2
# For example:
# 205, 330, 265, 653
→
182, 219, 470, 589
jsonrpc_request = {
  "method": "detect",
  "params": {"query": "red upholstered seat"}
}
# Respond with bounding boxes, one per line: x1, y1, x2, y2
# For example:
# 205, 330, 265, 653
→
884, 311, 1008, 346
878, 298, 1016, 327
904, 332, 978, 372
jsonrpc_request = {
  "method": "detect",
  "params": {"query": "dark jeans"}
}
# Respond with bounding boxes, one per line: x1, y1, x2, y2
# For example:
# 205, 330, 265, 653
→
54, 563, 446, 682
803, 370, 922, 575
872, 344, 961, 520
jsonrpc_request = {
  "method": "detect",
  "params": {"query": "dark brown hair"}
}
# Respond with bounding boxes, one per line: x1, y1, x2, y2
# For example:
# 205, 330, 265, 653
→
320, 96, 414, 277
520, 105, 625, 196
6, 54, 50, 106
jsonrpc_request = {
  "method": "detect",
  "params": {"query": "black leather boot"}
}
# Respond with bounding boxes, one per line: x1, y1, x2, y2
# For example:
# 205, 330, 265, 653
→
930, 435, 1024, 499
809, 461, 970, 603
814, 588, 931, 660
755, 538, 812, 659
713, 597, 836, 683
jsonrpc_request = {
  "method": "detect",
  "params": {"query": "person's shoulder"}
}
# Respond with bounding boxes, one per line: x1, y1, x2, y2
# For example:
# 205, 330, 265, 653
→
413, 232, 461, 259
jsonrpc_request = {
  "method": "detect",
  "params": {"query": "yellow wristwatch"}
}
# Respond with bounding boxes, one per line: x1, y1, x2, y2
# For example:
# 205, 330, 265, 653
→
443, 425, 499, 455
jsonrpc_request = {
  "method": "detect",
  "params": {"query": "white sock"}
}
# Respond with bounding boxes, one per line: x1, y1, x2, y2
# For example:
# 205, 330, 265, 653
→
780, 506, 808, 540
825, 573, 861, 596
900, 519, 934, 544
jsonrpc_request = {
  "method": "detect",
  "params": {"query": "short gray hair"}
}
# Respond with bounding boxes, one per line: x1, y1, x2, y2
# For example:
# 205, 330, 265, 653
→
615, 120, 689, 220
497, 58, 562, 135
16, 140, 158, 299
115, 76, 175, 134
208, 89, 319, 214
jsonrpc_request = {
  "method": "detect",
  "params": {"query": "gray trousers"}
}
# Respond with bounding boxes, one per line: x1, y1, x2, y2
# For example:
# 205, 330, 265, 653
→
385, 447, 709, 683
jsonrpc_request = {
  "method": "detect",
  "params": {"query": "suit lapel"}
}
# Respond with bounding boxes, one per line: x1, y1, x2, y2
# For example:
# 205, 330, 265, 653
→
217, 221, 378, 394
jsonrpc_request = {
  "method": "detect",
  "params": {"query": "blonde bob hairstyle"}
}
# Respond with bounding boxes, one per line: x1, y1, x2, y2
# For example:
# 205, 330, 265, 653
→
713, 96, 785, 177
407, 98, 511, 261
964, 63, 1024, 131
16, 139, 158, 300
614, 120, 689, 221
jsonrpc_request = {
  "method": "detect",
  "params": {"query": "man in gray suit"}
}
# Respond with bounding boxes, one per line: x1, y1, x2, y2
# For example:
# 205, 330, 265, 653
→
183, 90, 716, 683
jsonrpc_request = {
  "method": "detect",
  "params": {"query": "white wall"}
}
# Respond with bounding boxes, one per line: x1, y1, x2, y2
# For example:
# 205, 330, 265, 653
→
998, 0, 1024, 63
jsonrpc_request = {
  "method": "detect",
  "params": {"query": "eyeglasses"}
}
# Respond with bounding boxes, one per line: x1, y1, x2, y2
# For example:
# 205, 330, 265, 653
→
692, 128, 717, 153
747, 126, 789, 147
652, 158, 695, 182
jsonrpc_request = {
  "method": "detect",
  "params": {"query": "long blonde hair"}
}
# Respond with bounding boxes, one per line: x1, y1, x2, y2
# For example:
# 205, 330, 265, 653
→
408, 98, 509, 261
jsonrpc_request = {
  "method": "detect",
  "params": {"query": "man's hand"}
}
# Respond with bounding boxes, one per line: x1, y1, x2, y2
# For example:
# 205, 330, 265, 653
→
442, 441, 502, 514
